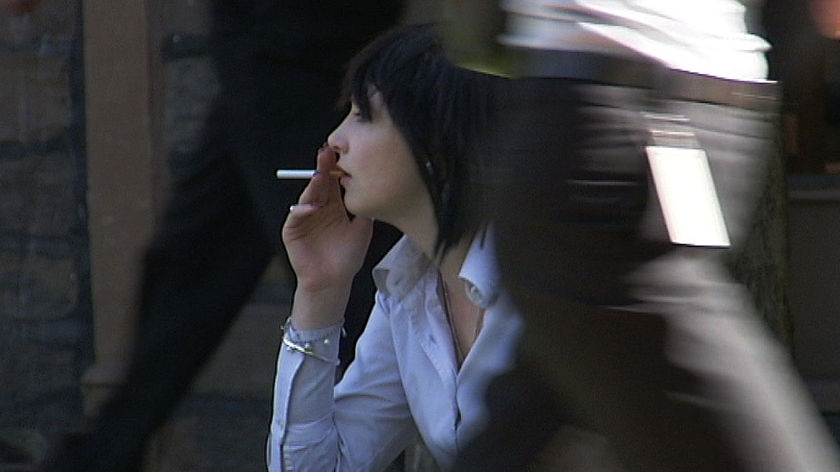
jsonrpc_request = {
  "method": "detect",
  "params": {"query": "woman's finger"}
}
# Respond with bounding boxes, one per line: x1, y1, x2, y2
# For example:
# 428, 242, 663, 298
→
291, 144, 333, 207
303, 145, 340, 205
286, 202, 321, 220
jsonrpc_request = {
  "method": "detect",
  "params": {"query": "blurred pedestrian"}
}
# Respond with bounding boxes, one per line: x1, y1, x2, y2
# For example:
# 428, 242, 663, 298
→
445, 1, 840, 471
40, 2, 403, 471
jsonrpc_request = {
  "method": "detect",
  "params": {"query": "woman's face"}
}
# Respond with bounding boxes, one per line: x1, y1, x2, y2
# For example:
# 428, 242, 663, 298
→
327, 91, 432, 226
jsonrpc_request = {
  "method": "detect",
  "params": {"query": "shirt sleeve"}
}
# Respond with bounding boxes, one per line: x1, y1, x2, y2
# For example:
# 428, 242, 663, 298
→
266, 291, 418, 472
267, 321, 342, 472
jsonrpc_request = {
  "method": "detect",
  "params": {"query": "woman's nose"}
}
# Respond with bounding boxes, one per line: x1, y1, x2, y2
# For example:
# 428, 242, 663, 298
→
326, 131, 344, 156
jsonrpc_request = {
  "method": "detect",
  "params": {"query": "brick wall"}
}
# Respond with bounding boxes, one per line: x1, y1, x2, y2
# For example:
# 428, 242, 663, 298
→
0, 0, 89, 467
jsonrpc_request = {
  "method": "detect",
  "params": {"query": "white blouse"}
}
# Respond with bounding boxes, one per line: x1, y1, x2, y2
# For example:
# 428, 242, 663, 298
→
267, 233, 524, 471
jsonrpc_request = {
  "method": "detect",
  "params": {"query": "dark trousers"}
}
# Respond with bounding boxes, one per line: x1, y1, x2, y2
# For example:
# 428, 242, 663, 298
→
458, 65, 840, 471
41, 2, 403, 471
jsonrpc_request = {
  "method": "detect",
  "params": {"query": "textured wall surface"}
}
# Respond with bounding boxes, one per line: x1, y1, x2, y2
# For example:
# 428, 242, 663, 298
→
0, 1, 90, 467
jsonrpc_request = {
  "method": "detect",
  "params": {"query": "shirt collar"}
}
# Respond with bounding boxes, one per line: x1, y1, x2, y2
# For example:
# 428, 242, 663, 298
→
373, 228, 500, 309
372, 236, 431, 301
458, 228, 500, 309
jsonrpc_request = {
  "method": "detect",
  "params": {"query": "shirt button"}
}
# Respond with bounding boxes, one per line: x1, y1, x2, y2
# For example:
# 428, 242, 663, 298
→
467, 284, 483, 306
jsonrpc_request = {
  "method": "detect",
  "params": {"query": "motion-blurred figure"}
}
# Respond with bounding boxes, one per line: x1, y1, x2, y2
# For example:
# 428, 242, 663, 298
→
40, 2, 403, 471
445, 1, 840, 470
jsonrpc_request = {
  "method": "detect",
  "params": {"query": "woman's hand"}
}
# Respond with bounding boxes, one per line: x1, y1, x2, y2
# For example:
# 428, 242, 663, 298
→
281, 145, 373, 329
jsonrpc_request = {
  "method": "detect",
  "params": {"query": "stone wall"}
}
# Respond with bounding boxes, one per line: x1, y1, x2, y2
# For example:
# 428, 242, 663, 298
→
0, 0, 227, 468
1, 1, 280, 469
0, 0, 89, 467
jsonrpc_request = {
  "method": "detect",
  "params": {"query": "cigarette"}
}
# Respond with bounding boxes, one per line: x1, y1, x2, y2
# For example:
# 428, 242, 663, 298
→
275, 169, 344, 179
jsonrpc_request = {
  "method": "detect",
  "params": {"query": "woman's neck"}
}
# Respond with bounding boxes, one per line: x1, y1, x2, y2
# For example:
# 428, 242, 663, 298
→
389, 196, 472, 280
437, 235, 472, 286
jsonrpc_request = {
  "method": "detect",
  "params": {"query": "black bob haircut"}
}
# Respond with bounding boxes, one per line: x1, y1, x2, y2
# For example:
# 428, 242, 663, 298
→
339, 23, 502, 255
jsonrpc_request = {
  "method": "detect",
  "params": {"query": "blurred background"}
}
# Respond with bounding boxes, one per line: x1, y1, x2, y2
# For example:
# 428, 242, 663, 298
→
0, 1, 839, 470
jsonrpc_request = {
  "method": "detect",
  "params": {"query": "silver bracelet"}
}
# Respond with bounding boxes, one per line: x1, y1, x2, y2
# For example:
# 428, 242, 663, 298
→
281, 336, 334, 363
281, 318, 339, 363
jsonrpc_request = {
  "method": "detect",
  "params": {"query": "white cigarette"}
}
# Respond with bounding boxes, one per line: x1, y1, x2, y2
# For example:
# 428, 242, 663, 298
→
275, 169, 344, 179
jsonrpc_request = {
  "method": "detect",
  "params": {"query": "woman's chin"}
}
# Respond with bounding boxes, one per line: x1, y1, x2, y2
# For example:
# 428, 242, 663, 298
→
343, 199, 365, 218
345, 201, 380, 222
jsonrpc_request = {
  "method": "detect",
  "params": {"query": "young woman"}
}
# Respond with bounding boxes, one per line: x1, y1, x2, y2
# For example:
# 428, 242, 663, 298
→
266, 24, 521, 471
